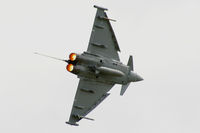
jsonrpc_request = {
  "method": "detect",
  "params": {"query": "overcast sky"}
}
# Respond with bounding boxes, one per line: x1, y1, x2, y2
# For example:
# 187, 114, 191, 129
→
0, 0, 200, 133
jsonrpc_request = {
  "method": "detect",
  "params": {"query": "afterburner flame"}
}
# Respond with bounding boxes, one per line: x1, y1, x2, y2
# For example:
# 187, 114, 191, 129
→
69, 53, 77, 61
66, 64, 74, 72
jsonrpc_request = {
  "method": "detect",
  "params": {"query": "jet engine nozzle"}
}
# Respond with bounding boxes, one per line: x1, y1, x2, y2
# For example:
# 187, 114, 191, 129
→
66, 64, 85, 74
69, 53, 77, 61
68, 53, 99, 65
66, 64, 74, 72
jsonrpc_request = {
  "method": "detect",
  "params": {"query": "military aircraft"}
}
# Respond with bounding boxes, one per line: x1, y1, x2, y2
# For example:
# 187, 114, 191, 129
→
35, 5, 143, 126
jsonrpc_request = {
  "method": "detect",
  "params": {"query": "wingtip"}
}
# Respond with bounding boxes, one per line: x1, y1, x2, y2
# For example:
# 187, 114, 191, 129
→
65, 121, 79, 126
94, 5, 108, 11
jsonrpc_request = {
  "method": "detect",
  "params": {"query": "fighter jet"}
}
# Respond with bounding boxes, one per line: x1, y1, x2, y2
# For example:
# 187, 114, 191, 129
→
36, 5, 143, 126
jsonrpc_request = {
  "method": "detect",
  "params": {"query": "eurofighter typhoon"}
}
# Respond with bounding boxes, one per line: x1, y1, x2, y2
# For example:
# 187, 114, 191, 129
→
36, 5, 143, 126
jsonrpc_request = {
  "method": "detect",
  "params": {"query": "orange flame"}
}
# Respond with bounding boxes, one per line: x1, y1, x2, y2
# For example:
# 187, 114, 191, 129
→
69, 53, 77, 61
66, 64, 74, 72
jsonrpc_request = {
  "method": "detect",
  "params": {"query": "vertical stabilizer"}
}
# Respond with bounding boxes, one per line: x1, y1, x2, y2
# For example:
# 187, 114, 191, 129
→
127, 55, 133, 71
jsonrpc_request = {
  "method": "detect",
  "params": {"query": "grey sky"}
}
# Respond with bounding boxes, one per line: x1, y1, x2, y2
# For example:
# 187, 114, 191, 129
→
0, 0, 200, 133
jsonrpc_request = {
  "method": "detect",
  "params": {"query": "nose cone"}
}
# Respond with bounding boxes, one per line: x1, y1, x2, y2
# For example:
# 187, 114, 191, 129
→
129, 72, 143, 82
134, 73, 143, 82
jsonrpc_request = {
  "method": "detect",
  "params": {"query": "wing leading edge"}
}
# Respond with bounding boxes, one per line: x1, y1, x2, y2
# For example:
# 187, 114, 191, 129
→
66, 78, 114, 125
87, 5, 120, 61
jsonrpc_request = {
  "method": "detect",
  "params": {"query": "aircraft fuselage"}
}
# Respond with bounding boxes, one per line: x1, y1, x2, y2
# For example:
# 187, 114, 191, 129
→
66, 52, 143, 85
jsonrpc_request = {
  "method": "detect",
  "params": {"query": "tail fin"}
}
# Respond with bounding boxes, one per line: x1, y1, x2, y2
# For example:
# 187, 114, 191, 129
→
127, 55, 133, 71
120, 55, 133, 96
120, 83, 130, 96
